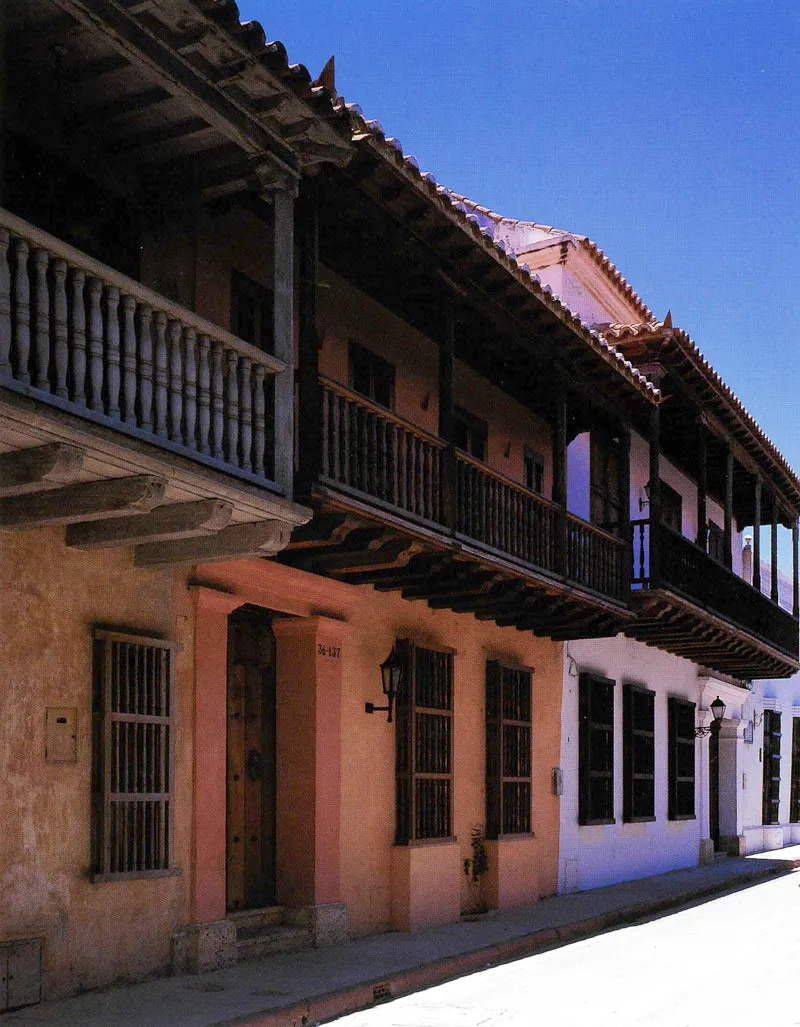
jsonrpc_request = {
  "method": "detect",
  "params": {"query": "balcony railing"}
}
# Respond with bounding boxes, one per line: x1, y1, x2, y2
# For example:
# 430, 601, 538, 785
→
632, 519, 798, 658
0, 208, 288, 491
319, 379, 627, 603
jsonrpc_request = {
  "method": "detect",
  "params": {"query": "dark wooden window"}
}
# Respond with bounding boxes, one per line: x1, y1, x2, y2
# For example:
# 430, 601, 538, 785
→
231, 270, 273, 352
623, 684, 655, 822
524, 448, 545, 495
486, 661, 533, 838
453, 405, 488, 462
668, 697, 696, 820
349, 340, 395, 409
590, 426, 624, 534
578, 672, 615, 825
395, 642, 453, 844
790, 719, 800, 824
707, 521, 725, 563
762, 709, 782, 826
655, 479, 683, 533
91, 629, 178, 880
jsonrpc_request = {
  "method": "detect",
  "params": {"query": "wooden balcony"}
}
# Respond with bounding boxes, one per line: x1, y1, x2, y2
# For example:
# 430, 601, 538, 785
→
281, 379, 632, 639
629, 519, 799, 678
0, 208, 307, 566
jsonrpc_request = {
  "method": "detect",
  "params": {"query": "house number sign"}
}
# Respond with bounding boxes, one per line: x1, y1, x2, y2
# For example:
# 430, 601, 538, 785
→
317, 644, 341, 659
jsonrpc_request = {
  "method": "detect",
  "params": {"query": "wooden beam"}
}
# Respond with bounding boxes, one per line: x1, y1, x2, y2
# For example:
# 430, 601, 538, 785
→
0, 444, 84, 496
0, 475, 165, 530
65, 499, 233, 549
134, 519, 290, 567
308, 538, 419, 575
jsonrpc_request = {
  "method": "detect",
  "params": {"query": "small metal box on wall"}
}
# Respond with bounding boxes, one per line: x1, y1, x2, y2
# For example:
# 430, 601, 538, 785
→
45, 707, 77, 763
0, 938, 43, 1011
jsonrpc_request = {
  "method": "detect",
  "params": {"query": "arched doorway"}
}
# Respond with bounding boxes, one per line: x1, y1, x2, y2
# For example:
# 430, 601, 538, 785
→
226, 605, 277, 911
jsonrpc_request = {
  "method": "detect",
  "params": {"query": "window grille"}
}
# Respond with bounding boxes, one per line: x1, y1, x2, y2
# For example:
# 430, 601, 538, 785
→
395, 642, 453, 844
486, 661, 533, 838
92, 629, 178, 880
623, 684, 655, 822
762, 709, 782, 826
578, 673, 615, 825
668, 697, 696, 820
790, 719, 800, 824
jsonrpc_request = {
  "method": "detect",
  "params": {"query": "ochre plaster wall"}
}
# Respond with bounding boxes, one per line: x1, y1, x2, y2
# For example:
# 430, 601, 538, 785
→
317, 268, 554, 496
0, 528, 194, 1000
337, 585, 563, 936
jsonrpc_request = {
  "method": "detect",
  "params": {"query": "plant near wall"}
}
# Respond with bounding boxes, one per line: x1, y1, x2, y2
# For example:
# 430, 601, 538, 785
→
463, 825, 489, 914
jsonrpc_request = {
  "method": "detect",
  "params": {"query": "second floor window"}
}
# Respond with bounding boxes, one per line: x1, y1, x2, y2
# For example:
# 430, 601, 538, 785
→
524, 448, 545, 494
453, 405, 488, 462
707, 521, 725, 563
349, 340, 395, 409
231, 270, 273, 352
590, 427, 623, 534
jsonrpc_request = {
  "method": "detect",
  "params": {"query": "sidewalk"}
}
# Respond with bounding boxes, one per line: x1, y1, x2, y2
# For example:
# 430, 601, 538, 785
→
8, 847, 800, 1027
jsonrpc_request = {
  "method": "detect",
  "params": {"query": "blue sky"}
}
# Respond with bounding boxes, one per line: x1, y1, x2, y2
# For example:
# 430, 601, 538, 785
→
243, 0, 800, 474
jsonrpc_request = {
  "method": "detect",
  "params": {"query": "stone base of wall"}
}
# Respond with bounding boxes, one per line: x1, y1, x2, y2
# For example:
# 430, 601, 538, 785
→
698, 838, 715, 864
720, 833, 747, 857
172, 919, 236, 974
285, 902, 349, 947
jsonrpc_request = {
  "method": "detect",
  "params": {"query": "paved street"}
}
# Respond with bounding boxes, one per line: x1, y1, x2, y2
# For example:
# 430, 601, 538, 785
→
333, 872, 800, 1027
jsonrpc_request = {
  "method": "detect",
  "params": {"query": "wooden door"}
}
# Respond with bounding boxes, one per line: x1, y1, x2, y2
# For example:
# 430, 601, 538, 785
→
226, 607, 276, 911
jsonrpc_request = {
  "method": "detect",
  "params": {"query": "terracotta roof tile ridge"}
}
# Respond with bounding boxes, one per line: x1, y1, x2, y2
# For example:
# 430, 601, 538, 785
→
596, 319, 800, 488
332, 96, 661, 402
447, 195, 655, 324
187, 0, 351, 136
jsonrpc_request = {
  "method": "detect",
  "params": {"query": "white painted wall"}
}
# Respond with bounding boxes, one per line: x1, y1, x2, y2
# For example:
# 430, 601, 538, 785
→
558, 636, 703, 893
558, 640, 756, 893
740, 676, 800, 853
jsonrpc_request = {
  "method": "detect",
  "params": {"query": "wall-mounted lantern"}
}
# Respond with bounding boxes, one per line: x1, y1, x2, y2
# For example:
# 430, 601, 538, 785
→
695, 695, 726, 737
365, 641, 407, 723
639, 482, 650, 511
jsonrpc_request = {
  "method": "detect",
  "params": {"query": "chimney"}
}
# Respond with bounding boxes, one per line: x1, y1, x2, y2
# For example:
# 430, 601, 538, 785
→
742, 535, 753, 584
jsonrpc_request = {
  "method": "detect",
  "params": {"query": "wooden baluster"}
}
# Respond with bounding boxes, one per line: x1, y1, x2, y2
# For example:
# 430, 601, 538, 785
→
0, 229, 10, 375
225, 349, 240, 465
239, 355, 253, 471
409, 436, 418, 516
357, 407, 367, 493
12, 238, 31, 383
167, 320, 183, 443
87, 278, 104, 411
251, 363, 266, 475
210, 340, 224, 459
397, 428, 406, 510
120, 294, 137, 422
32, 248, 51, 391
51, 259, 69, 398
196, 335, 211, 454
70, 269, 87, 405
321, 386, 330, 477
105, 286, 121, 417
331, 395, 341, 482
153, 311, 169, 437
138, 305, 154, 431
183, 328, 197, 450
380, 420, 389, 500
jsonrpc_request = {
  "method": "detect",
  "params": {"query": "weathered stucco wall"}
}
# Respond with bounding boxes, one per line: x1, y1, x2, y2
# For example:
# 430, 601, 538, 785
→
317, 268, 554, 494
0, 527, 194, 1000
337, 585, 563, 936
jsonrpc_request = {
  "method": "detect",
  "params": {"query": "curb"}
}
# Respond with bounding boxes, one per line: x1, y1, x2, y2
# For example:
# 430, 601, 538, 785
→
219, 861, 800, 1027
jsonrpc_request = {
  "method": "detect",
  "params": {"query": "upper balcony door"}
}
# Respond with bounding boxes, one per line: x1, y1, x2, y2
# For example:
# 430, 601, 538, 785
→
590, 426, 624, 538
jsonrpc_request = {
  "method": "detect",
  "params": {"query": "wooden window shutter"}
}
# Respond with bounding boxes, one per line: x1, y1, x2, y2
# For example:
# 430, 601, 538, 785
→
790, 718, 800, 824
762, 710, 782, 826
578, 672, 615, 825
668, 697, 696, 820
92, 629, 179, 880
486, 660, 533, 839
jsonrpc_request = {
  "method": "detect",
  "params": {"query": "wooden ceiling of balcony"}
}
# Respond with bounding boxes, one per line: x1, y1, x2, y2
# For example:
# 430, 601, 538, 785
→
312, 160, 656, 435
277, 500, 632, 642
3, 0, 351, 208
626, 591, 799, 679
